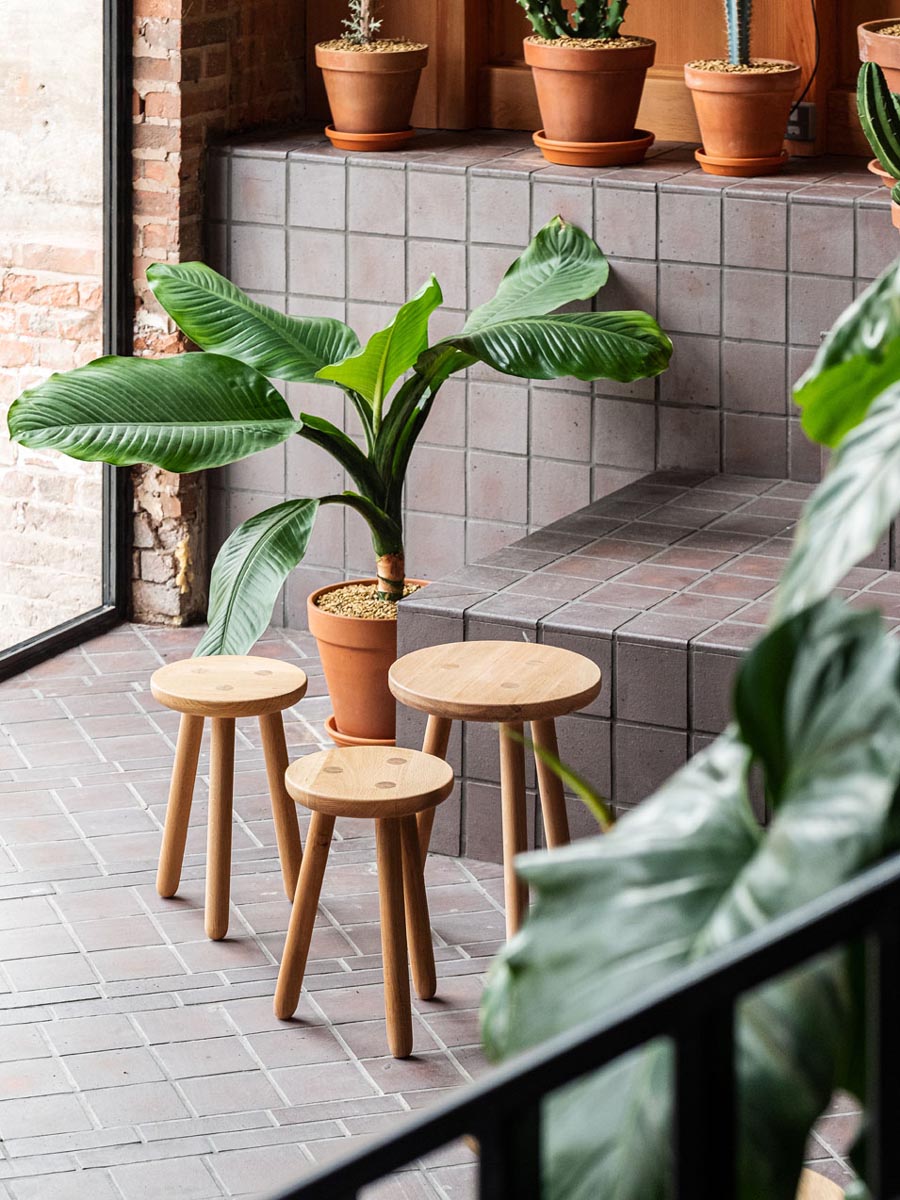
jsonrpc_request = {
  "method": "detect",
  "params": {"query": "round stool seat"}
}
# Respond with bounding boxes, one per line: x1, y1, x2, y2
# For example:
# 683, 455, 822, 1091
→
151, 655, 308, 718
389, 641, 602, 722
285, 747, 454, 819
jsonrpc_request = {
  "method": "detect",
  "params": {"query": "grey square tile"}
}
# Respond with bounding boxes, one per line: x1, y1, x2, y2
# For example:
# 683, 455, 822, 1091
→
857, 204, 898, 279
468, 451, 528, 524
616, 640, 687, 728
722, 341, 787, 414
530, 389, 592, 462
288, 228, 345, 298
347, 234, 406, 303
614, 722, 688, 808
723, 269, 786, 342
658, 190, 721, 264
531, 178, 593, 236
408, 169, 467, 241
530, 457, 591, 526
658, 406, 720, 473
470, 174, 531, 245
468, 381, 529, 454
723, 411, 788, 478
230, 225, 286, 293
789, 275, 855, 347
409, 238, 467, 310
347, 163, 406, 236
658, 262, 720, 335
790, 199, 854, 277
594, 185, 657, 259
659, 334, 720, 408
232, 156, 286, 225
723, 196, 787, 270
592, 397, 656, 470
289, 161, 346, 230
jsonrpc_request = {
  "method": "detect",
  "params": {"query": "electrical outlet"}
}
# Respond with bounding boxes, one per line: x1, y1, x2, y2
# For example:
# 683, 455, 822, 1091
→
786, 103, 817, 142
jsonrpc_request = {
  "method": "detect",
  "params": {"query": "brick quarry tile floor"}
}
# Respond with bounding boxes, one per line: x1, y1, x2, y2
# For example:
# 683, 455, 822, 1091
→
0, 623, 858, 1197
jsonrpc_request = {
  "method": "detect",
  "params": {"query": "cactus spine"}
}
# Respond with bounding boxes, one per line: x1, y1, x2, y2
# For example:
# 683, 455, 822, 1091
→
724, 0, 752, 67
518, 0, 629, 40
858, 61, 900, 184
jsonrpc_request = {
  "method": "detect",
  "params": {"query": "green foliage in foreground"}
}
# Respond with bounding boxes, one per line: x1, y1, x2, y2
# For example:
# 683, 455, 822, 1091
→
481, 255, 900, 1200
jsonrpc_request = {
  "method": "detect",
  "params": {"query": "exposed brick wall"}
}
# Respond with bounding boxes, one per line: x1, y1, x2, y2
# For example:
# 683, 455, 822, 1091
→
1, 1, 306, 643
130, 0, 306, 626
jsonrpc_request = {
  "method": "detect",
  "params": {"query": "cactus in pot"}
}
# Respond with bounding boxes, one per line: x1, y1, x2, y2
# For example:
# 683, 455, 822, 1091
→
517, 0, 629, 40
724, 0, 752, 66
517, 0, 656, 165
857, 61, 900, 230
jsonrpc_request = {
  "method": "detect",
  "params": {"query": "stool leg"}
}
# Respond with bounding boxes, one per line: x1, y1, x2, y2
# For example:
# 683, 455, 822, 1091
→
376, 818, 413, 1059
274, 811, 335, 1020
531, 718, 571, 850
259, 711, 303, 900
400, 814, 437, 1001
417, 715, 453, 860
499, 721, 529, 939
206, 716, 235, 941
157, 713, 204, 899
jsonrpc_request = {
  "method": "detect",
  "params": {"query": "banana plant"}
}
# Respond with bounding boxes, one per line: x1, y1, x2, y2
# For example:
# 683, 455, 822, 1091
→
481, 253, 900, 1200
7, 218, 672, 657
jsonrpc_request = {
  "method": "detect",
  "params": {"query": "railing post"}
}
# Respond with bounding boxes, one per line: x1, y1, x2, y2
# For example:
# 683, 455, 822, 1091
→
478, 1105, 542, 1200
674, 1004, 736, 1200
867, 917, 900, 1199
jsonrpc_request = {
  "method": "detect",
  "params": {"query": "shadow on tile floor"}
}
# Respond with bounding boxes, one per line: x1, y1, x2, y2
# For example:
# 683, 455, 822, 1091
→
0, 623, 856, 1197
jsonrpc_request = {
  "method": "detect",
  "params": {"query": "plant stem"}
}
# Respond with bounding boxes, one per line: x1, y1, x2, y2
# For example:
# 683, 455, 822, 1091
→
376, 551, 405, 601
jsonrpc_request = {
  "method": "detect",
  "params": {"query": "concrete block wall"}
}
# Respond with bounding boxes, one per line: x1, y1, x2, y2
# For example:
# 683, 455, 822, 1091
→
205, 128, 897, 627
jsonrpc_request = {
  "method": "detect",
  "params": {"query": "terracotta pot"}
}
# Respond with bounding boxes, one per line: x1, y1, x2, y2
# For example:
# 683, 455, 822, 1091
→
859, 20, 900, 93
315, 42, 428, 141
893, 199, 900, 234
523, 37, 656, 145
684, 61, 802, 176
869, 156, 897, 187
307, 579, 428, 743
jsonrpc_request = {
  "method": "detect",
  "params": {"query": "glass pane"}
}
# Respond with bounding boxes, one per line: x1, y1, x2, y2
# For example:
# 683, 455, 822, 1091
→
0, 0, 105, 651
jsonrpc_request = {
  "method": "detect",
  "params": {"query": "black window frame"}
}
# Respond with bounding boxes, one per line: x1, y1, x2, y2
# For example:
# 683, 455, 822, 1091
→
0, 0, 133, 682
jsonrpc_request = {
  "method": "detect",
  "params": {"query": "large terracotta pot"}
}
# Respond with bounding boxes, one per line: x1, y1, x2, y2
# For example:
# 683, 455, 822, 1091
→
523, 37, 656, 145
685, 61, 801, 176
859, 19, 900, 93
307, 578, 427, 743
315, 42, 428, 150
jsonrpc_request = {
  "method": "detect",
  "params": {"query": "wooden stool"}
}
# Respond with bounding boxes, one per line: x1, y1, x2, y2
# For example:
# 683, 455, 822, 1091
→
151, 655, 308, 941
275, 746, 454, 1058
389, 641, 602, 939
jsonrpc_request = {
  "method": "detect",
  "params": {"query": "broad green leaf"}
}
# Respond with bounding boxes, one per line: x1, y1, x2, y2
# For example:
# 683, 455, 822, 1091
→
8, 353, 301, 473
462, 217, 610, 335
444, 311, 672, 382
774, 382, 900, 621
196, 499, 320, 656
315, 277, 442, 406
148, 262, 359, 383
298, 412, 384, 500
482, 602, 900, 1200
793, 258, 900, 447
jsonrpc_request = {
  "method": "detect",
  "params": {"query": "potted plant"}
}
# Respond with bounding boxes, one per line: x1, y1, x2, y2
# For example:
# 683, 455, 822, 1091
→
8, 219, 672, 746
482, 258, 900, 1200
859, 17, 900, 95
684, 0, 801, 177
857, 61, 900, 233
517, 0, 656, 167
315, 0, 428, 152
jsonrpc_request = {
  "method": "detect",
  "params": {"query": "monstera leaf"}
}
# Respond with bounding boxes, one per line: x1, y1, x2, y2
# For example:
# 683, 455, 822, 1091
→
775, 382, 900, 622
197, 499, 320, 656
316, 277, 442, 409
148, 262, 359, 383
481, 601, 900, 1200
462, 216, 610, 334
443, 311, 672, 383
8, 353, 301, 472
793, 258, 900, 447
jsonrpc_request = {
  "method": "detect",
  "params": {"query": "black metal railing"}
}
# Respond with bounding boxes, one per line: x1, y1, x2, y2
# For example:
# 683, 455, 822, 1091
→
272, 852, 900, 1200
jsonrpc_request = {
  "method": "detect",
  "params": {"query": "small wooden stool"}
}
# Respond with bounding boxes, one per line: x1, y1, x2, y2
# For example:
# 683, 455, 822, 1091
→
275, 746, 454, 1058
389, 641, 602, 939
151, 655, 308, 941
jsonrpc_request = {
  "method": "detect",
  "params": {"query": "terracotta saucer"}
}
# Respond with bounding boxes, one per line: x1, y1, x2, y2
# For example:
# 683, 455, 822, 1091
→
868, 157, 897, 188
324, 713, 395, 748
694, 147, 789, 177
324, 125, 415, 153
533, 128, 655, 168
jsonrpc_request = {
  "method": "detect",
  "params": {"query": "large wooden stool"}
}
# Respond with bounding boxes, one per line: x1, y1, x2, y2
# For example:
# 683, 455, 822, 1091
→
151, 655, 308, 941
275, 746, 454, 1058
389, 641, 602, 938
